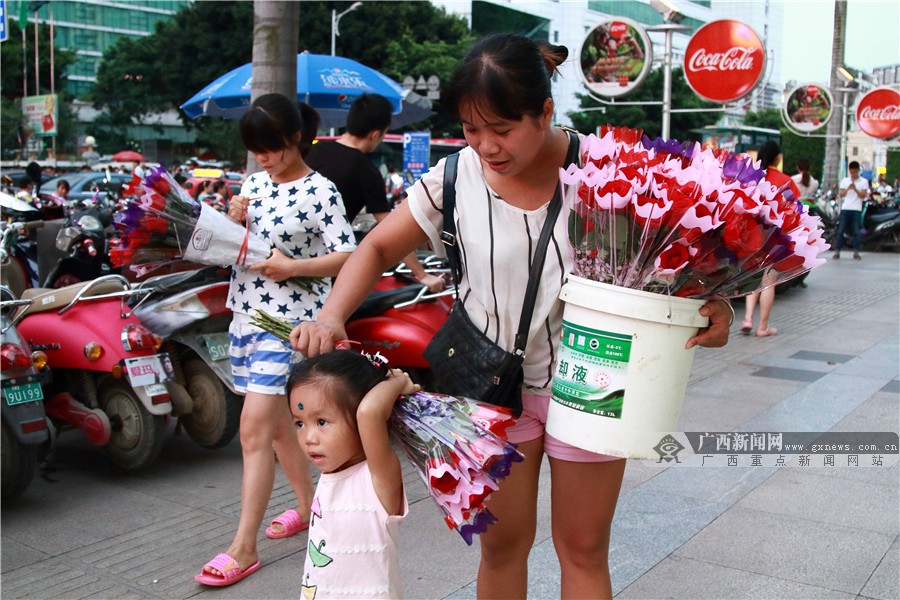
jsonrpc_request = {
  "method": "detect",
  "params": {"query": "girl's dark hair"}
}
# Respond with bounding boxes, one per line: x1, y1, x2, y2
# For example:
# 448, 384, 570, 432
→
757, 139, 782, 169
443, 32, 568, 121
239, 93, 320, 159
286, 350, 389, 428
796, 157, 811, 187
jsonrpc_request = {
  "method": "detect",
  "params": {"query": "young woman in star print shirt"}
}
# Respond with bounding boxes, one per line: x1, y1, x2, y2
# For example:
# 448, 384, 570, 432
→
196, 93, 356, 587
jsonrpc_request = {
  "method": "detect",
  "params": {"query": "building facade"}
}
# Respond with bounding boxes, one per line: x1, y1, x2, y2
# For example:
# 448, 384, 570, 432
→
433, 0, 789, 127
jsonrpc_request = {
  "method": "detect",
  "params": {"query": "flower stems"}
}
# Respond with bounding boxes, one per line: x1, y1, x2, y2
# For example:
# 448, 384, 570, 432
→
250, 309, 294, 343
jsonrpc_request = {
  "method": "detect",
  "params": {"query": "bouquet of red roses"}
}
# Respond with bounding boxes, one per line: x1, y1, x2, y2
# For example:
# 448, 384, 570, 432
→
111, 166, 320, 291
389, 391, 523, 545
559, 126, 828, 298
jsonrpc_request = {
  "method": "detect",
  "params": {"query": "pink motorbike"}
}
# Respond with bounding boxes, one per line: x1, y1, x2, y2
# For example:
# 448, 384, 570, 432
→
14, 275, 175, 470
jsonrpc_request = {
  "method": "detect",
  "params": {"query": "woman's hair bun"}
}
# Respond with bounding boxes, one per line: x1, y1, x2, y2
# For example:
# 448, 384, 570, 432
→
538, 41, 569, 76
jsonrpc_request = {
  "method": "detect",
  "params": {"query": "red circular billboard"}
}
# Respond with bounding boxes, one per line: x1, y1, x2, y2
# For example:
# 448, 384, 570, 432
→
856, 87, 900, 139
684, 20, 765, 103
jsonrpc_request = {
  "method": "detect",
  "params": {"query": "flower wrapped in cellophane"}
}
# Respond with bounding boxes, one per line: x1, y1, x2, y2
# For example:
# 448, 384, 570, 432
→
389, 391, 523, 545
110, 166, 321, 292
559, 126, 829, 298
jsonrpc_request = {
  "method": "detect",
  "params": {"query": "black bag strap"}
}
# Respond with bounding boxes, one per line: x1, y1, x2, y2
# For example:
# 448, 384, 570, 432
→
440, 130, 581, 355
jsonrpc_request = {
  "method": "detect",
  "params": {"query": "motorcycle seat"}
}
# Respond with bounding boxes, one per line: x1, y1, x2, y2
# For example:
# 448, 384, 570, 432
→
17, 278, 129, 319
350, 285, 427, 320
133, 266, 222, 294
867, 210, 899, 224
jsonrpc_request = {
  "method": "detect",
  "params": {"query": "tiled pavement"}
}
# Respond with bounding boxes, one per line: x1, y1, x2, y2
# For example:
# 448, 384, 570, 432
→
2, 251, 897, 599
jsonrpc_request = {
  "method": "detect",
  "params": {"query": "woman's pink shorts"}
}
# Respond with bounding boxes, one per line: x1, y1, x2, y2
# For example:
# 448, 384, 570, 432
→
507, 391, 622, 463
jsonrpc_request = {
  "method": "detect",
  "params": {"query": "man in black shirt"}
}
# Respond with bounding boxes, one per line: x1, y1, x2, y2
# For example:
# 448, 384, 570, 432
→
307, 94, 443, 292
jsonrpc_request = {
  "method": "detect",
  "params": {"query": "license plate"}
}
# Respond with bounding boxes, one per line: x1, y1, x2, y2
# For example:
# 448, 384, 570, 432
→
3, 381, 44, 405
203, 333, 231, 362
124, 355, 173, 388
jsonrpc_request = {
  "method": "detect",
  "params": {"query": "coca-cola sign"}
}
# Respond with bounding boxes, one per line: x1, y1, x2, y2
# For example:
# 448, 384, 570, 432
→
783, 83, 833, 132
578, 18, 652, 98
684, 20, 765, 103
856, 87, 900, 139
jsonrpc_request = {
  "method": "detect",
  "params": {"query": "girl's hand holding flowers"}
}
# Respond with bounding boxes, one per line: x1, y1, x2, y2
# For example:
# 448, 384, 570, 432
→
227, 195, 248, 224
249, 248, 296, 282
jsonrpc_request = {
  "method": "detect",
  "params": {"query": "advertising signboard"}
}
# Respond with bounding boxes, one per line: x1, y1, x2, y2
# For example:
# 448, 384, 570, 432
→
855, 87, 900, 140
579, 18, 652, 98
22, 94, 58, 136
684, 20, 765, 103
783, 84, 833, 132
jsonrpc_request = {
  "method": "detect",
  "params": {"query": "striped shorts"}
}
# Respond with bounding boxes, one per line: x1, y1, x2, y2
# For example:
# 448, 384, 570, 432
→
228, 314, 301, 396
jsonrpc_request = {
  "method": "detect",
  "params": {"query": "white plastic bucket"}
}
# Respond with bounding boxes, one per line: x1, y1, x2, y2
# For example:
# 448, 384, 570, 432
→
546, 275, 708, 459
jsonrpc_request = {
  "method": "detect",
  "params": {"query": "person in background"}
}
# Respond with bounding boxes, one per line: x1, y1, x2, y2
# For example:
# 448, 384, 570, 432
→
833, 160, 869, 260
290, 33, 732, 599
195, 93, 356, 587
792, 157, 819, 201
306, 94, 444, 293
742, 140, 801, 337
288, 351, 416, 599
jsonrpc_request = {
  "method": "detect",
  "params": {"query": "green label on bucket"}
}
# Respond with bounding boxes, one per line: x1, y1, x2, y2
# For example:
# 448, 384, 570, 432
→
551, 320, 632, 419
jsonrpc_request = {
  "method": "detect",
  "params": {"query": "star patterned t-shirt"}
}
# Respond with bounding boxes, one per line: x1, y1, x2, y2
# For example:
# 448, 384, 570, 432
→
226, 170, 357, 320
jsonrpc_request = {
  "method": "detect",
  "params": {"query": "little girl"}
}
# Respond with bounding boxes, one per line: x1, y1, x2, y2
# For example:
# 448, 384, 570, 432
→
287, 350, 419, 599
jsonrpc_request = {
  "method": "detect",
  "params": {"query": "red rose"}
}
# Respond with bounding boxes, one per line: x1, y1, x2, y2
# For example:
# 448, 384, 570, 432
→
127, 228, 151, 249
722, 212, 764, 258
657, 241, 692, 272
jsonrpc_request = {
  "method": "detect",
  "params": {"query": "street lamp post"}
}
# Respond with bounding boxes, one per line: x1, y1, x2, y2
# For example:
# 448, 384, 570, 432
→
331, 2, 363, 57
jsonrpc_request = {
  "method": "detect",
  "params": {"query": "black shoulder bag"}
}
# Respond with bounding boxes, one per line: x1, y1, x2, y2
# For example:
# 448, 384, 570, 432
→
423, 131, 580, 417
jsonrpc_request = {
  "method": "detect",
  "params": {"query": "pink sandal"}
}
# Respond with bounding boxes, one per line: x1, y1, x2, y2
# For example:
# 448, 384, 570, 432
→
265, 508, 310, 539
194, 552, 261, 587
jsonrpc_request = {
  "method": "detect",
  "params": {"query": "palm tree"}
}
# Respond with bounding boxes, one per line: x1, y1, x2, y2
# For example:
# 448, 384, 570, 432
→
247, 0, 300, 172
823, 0, 847, 190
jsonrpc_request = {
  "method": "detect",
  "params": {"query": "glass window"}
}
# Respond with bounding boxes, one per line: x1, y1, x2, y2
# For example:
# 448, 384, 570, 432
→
472, 0, 551, 40
587, 1, 703, 33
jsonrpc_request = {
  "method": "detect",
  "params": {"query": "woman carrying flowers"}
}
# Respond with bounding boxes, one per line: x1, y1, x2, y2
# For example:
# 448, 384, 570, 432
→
291, 34, 731, 599
196, 93, 357, 587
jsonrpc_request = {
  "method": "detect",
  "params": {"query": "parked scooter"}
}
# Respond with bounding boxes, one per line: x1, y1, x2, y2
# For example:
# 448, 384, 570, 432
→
0, 220, 43, 299
828, 201, 900, 252
130, 267, 242, 449
345, 258, 453, 384
38, 192, 117, 288
1, 287, 50, 498
14, 275, 175, 470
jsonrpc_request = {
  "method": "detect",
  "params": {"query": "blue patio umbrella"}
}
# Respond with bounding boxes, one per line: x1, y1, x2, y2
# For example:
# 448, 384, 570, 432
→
180, 52, 432, 130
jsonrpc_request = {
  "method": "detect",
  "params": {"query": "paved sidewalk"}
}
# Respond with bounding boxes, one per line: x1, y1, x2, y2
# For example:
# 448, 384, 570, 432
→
2, 252, 898, 599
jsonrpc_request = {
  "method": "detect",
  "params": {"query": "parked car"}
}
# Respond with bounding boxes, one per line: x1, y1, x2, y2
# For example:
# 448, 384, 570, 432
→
42, 172, 132, 203
184, 168, 242, 199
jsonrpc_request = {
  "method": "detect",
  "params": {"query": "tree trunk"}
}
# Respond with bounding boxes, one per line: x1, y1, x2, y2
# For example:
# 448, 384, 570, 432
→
823, 0, 847, 190
247, 0, 300, 173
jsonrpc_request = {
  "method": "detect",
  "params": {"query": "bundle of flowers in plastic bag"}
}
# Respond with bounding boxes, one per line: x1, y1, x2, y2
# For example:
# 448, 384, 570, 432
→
110, 166, 320, 291
559, 126, 829, 298
389, 391, 523, 545
252, 309, 523, 545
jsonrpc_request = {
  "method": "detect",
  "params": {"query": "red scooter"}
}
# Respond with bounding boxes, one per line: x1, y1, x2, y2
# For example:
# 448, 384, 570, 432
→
14, 275, 175, 470
345, 259, 453, 383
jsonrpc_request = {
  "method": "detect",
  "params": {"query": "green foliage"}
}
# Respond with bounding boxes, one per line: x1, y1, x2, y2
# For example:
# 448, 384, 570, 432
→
743, 108, 782, 131
780, 128, 826, 183
1, 19, 76, 102
1, 18, 77, 156
886, 149, 900, 184
568, 67, 716, 141
88, 1, 473, 159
